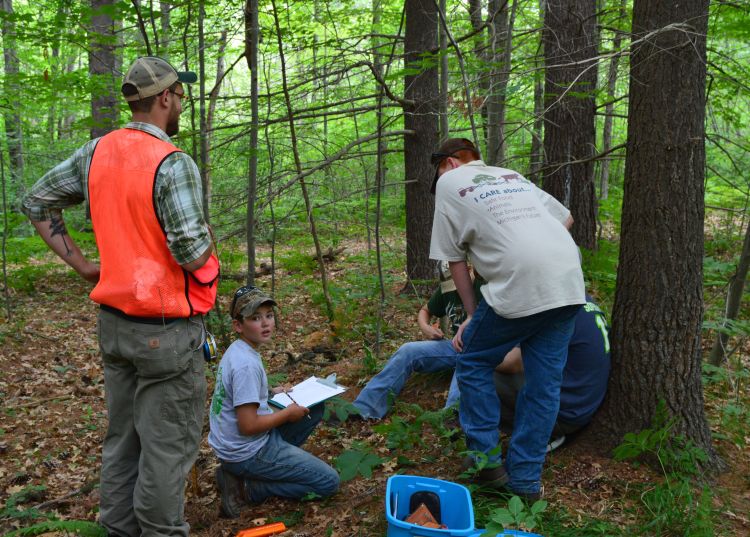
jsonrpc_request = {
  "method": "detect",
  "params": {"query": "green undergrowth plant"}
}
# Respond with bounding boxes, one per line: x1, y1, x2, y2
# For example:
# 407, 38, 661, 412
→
479, 495, 547, 536
372, 403, 458, 456
334, 441, 385, 481
505, 504, 621, 537
323, 397, 360, 423
458, 446, 502, 481
360, 345, 380, 376
702, 362, 750, 449
612, 401, 719, 536
0, 485, 105, 537
8, 264, 58, 293
581, 239, 618, 306
279, 249, 318, 275
4, 519, 106, 537
0, 485, 46, 523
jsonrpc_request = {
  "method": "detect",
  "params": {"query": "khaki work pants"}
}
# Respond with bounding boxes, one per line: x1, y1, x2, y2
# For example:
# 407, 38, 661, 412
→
97, 309, 206, 537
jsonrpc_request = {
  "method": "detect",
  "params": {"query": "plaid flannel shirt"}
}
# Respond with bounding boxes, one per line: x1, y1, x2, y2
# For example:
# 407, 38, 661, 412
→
21, 122, 210, 265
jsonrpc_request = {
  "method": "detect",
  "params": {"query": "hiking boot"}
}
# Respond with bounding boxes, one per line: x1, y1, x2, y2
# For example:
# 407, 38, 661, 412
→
215, 466, 247, 519
461, 456, 509, 489
475, 465, 510, 488
507, 485, 544, 503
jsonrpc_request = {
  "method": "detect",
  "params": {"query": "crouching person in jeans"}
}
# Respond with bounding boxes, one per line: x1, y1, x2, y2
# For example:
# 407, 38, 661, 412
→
208, 286, 340, 518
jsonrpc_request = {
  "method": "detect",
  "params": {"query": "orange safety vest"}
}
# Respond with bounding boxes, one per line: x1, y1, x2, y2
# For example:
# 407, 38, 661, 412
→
88, 128, 219, 318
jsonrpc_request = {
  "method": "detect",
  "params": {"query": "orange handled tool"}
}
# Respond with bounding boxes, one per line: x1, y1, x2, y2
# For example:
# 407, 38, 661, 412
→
235, 522, 287, 537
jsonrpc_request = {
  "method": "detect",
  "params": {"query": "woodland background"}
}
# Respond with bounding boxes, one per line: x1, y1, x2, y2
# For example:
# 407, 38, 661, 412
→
0, 0, 749, 535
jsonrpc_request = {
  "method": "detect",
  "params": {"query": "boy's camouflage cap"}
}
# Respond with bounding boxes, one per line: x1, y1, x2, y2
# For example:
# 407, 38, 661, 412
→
232, 287, 277, 319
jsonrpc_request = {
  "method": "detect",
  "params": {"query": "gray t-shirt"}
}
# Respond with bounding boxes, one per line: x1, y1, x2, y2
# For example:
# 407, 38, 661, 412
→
208, 339, 273, 462
430, 161, 585, 318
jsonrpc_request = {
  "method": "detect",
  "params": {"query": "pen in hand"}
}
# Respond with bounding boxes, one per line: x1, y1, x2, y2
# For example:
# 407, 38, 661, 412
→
284, 390, 311, 420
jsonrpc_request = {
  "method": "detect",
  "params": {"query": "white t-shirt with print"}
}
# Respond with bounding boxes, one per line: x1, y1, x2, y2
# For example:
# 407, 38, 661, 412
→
208, 339, 274, 462
429, 160, 585, 318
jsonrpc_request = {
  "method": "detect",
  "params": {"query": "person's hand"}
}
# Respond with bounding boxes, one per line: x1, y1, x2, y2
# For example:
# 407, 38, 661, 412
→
271, 384, 294, 395
79, 261, 100, 284
452, 316, 471, 352
420, 323, 444, 340
285, 403, 310, 422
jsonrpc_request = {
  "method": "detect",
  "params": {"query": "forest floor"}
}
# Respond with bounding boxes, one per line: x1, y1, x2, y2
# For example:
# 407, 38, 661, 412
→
1, 239, 749, 536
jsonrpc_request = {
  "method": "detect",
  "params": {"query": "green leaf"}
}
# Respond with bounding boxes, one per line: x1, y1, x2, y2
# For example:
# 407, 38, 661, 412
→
530, 499, 548, 515
481, 521, 506, 536
490, 509, 514, 526
334, 447, 384, 481
507, 495, 524, 517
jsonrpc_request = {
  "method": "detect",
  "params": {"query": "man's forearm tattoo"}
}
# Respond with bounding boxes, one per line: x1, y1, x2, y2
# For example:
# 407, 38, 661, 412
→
49, 214, 73, 257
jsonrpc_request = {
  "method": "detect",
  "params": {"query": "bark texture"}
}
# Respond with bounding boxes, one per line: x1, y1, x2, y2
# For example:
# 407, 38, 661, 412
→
404, 0, 439, 283
542, 0, 598, 248
1, 0, 24, 194
593, 0, 720, 469
89, 0, 119, 140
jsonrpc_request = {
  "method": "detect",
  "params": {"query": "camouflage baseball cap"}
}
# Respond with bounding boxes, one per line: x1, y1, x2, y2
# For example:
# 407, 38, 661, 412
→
231, 285, 277, 320
121, 56, 197, 102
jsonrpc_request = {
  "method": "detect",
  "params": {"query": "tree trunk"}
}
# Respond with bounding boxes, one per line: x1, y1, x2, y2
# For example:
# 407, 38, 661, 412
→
371, 0, 388, 196
404, 0, 439, 284
486, 0, 516, 166
528, 0, 545, 184
1, 152, 11, 319
160, 0, 171, 60
89, 0, 119, 141
541, 0, 598, 249
709, 221, 750, 365
1, 0, 24, 196
244, 0, 259, 286
205, 30, 227, 193
47, 3, 69, 143
592, 0, 720, 470
438, 0, 449, 140
197, 0, 210, 221
270, 0, 335, 322
598, 0, 627, 201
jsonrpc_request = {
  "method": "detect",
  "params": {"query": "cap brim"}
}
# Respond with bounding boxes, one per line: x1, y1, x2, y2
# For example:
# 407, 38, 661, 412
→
177, 71, 198, 84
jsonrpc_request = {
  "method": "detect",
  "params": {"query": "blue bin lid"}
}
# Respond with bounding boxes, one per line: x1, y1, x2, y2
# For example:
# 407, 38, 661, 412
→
466, 530, 543, 537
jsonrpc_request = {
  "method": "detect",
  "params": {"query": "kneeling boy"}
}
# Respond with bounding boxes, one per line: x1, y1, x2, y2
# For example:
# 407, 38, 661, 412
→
209, 286, 340, 518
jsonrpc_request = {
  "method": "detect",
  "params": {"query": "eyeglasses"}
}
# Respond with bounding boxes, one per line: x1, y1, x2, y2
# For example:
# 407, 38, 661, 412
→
230, 285, 258, 317
169, 89, 187, 101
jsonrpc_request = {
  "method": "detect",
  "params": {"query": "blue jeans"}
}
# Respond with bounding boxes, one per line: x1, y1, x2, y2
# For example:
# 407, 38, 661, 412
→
353, 340, 460, 419
458, 300, 580, 494
221, 405, 339, 503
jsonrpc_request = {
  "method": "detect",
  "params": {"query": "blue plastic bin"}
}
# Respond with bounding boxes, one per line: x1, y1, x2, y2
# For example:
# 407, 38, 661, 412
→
469, 530, 542, 537
385, 475, 476, 537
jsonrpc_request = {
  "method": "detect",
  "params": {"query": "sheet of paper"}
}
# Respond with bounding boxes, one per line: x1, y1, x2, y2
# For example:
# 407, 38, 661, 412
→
270, 376, 346, 408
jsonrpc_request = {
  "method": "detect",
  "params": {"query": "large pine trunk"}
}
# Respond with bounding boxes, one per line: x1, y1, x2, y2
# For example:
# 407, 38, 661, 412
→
542, 0, 598, 249
404, 0, 439, 284
591, 0, 720, 469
